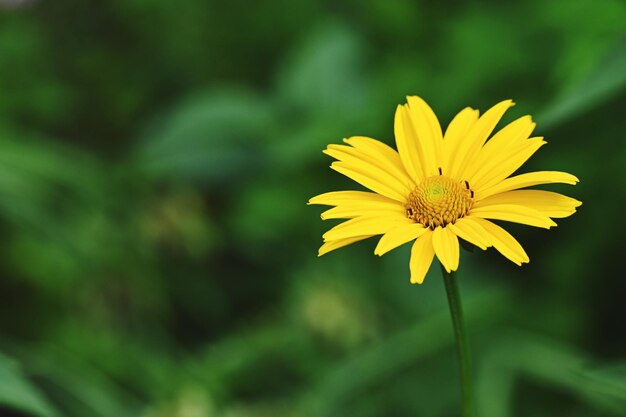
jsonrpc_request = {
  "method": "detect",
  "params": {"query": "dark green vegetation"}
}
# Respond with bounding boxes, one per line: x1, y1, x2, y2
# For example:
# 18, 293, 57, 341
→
0, 1, 625, 416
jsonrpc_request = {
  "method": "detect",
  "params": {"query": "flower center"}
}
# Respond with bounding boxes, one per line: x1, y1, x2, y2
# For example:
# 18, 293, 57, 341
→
405, 175, 473, 228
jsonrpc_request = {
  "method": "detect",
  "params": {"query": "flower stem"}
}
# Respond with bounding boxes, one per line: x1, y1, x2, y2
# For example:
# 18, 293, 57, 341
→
440, 262, 474, 417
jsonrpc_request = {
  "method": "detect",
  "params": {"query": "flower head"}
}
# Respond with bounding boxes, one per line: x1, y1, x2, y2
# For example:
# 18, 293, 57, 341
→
309, 97, 581, 284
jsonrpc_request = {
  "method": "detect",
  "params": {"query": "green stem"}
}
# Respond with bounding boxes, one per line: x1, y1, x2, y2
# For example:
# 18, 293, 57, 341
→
440, 262, 474, 417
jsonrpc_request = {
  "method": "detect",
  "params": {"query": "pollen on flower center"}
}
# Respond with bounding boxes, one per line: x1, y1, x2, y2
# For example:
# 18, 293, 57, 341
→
405, 174, 473, 228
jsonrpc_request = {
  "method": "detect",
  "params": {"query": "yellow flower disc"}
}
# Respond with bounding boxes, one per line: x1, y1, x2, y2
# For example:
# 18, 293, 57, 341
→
405, 175, 473, 228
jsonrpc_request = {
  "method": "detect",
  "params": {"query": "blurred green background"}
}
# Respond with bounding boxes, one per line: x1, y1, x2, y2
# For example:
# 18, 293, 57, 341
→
0, 0, 625, 416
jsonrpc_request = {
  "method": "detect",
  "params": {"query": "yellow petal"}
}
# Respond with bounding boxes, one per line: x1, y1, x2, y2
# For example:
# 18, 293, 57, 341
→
448, 99, 514, 180
471, 218, 529, 265
475, 190, 582, 219
394, 105, 425, 183
374, 223, 428, 256
470, 204, 557, 229
405, 96, 444, 176
448, 217, 491, 250
443, 107, 479, 172
318, 235, 372, 256
324, 143, 413, 190
432, 226, 460, 273
322, 215, 411, 241
472, 138, 546, 191
318, 198, 401, 211
331, 162, 408, 202
464, 115, 535, 181
342, 136, 414, 187
476, 171, 579, 200
343, 136, 400, 161
321, 203, 404, 220
326, 147, 413, 198
410, 231, 435, 284
309, 191, 396, 206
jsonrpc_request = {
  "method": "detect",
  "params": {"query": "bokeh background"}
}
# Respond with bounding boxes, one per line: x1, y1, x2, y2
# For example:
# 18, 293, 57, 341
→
0, 0, 625, 416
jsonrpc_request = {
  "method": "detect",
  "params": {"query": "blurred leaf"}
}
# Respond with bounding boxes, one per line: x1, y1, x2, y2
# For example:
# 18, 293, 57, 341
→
477, 332, 626, 416
540, 35, 626, 129
579, 364, 626, 413
299, 287, 511, 417
229, 181, 306, 244
536, 0, 626, 93
0, 128, 102, 231
184, 324, 309, 401
135, 89, 272, 185
270, 22, 375, 168
26, 347, 142, 417
438, 10, 526, 102
0, 352, 58, 417
276, 21, 368, 116
0, 19, 72, 125
0, 128, 112, 291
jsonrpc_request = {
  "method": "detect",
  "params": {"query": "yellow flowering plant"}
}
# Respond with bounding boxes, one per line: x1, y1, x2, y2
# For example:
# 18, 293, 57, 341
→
309, 96, 581, 416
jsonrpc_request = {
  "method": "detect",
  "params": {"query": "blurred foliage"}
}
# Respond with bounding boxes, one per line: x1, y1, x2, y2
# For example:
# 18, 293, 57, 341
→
0, 0, 625, 416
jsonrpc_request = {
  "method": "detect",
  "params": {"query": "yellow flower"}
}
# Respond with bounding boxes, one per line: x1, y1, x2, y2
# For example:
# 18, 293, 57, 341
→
309, 97, 581, 284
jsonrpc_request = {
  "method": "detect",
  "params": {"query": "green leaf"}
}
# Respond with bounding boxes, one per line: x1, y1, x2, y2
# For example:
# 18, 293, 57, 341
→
539, 36, 626, 129
276, 22, 368, 115
23, 347, 143, 417
135, 89, 272, 185
299, 287, 511, 417
0, 352, 58, 417
577, 364, 626, 414
477, 333, 626, 416
0, 127, 102, 238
